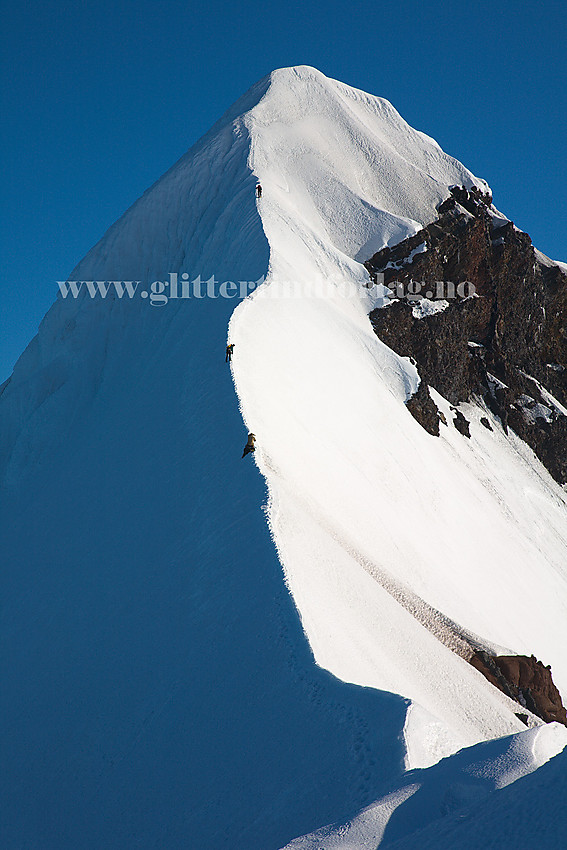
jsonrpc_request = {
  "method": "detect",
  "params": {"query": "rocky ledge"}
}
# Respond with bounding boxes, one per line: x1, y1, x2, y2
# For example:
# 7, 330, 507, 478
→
470, 651, 567, 726
365, 186, 567, 483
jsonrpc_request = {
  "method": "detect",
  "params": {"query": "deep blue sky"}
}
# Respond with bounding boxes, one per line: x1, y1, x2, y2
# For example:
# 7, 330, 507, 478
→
1, 0, 565, 381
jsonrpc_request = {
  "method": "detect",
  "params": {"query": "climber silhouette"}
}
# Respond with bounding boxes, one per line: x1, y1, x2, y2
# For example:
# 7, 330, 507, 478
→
256, 184, 262, 199
225, 343, 234, 362
242, 433, 256, 458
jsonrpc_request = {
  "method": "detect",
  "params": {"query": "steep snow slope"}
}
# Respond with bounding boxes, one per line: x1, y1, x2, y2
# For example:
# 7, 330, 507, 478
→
1, 73, 412, 850
1, 66, 566, 849
230, 66, 567, 755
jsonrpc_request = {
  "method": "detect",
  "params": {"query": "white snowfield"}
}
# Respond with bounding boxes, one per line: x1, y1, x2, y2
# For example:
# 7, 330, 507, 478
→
1, 66, 566, 849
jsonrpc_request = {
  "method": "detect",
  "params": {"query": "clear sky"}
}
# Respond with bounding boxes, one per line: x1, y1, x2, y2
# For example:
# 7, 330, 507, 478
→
1, 0, 566, 381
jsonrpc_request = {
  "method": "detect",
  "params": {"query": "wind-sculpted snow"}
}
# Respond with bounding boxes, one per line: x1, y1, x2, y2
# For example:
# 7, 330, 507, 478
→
1, 66, 566, 849
383, 746, 567, 850
281, 722, 567, 849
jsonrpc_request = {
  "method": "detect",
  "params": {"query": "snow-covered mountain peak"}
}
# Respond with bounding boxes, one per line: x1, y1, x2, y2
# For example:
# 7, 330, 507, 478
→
1, 65, 490, 475
2, 68, 566, 849
245, 65, 488, 265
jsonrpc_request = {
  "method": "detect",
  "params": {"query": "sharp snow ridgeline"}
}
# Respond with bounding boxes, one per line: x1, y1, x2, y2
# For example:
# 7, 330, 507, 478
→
1, 66, 566, 849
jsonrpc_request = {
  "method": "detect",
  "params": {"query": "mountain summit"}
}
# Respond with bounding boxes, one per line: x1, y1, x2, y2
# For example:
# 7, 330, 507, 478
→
1, 67, 566, 850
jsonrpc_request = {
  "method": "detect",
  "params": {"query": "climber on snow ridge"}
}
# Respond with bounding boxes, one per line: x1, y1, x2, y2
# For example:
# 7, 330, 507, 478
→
242, 433, 256, 458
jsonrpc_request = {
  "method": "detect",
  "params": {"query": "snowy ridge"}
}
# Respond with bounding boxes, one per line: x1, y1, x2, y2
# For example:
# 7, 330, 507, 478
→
1, 67, 566, 848
281, 722, 567, 849
230, 66, 567, 757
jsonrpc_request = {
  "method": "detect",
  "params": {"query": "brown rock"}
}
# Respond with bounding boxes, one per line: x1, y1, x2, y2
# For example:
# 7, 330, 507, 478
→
470, 650, 567, 726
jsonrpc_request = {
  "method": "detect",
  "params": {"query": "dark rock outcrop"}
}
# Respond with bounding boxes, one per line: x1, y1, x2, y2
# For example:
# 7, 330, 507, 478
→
406, 380, 441, 436
470, 651, 567, 726
366, 186, 567, 483
452, 407, 471, 438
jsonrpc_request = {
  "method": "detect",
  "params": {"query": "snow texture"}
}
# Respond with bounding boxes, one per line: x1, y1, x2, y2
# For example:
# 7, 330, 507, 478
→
380, 746, 567, 850
280, 723, 567, 849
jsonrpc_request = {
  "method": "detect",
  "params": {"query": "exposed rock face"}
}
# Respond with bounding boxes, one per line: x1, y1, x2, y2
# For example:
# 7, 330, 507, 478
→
406, 380, 440, 436
470, 651, 567, 726
366, 186, 567, 483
